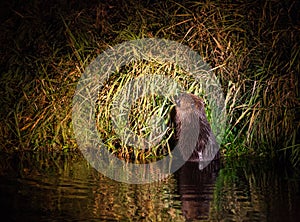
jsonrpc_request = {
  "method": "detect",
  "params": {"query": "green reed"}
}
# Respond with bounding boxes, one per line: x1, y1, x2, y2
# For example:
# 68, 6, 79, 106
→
0, 0, 298, 166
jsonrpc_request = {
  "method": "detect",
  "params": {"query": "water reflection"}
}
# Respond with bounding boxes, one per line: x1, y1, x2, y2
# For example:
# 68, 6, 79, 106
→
0, 152, 299, 221
210, 158, 300, 222
0, 152, 185, 221
176, 160, 220, 221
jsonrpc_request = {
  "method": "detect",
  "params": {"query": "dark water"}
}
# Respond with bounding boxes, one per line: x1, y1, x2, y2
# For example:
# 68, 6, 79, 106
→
0, 152, 299, 222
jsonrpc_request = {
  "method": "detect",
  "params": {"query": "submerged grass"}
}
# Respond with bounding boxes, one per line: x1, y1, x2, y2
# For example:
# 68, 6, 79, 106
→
0, 0, 299, 166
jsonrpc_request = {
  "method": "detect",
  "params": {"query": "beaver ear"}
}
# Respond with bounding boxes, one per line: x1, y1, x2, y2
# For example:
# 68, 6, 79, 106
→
175, 98, 180, 106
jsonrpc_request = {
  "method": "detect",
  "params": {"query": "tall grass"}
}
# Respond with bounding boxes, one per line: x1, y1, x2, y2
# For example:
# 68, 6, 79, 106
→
95, 60, 207, 161
0, 0, 299, 166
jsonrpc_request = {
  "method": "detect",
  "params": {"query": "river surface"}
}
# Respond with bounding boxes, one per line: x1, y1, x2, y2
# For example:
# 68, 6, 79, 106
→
0, 151, 299, 221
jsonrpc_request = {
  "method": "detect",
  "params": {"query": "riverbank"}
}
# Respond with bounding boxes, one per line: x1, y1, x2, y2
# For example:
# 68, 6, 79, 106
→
0, 0, 299, 166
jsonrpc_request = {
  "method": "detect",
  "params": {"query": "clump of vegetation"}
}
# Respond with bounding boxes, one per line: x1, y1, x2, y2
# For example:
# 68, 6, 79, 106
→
0, 0, 299, 166
94, 60, 209, 161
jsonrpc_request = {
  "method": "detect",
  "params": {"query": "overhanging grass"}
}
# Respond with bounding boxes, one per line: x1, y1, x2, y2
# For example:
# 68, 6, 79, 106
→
0, 0, 299, 166
95, 60, 208, 161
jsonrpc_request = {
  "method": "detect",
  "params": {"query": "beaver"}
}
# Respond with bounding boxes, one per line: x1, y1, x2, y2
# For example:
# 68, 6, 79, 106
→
173, 93, 219, 163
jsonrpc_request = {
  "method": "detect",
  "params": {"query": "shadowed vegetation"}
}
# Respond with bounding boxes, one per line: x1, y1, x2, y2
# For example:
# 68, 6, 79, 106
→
0, 0, 299, 166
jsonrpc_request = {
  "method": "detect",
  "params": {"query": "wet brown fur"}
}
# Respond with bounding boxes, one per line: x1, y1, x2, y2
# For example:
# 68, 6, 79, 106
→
173, 93, 214, 161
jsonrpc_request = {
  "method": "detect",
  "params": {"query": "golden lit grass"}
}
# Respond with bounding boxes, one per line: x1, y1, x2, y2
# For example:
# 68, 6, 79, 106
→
0, 0, 298, 166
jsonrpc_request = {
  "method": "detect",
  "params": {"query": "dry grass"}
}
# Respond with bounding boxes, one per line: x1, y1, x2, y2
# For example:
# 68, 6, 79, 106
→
0, 0, 299, 166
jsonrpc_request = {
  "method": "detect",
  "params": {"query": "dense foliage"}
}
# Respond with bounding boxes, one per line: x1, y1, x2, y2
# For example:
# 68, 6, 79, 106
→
0, 0, 299, 166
